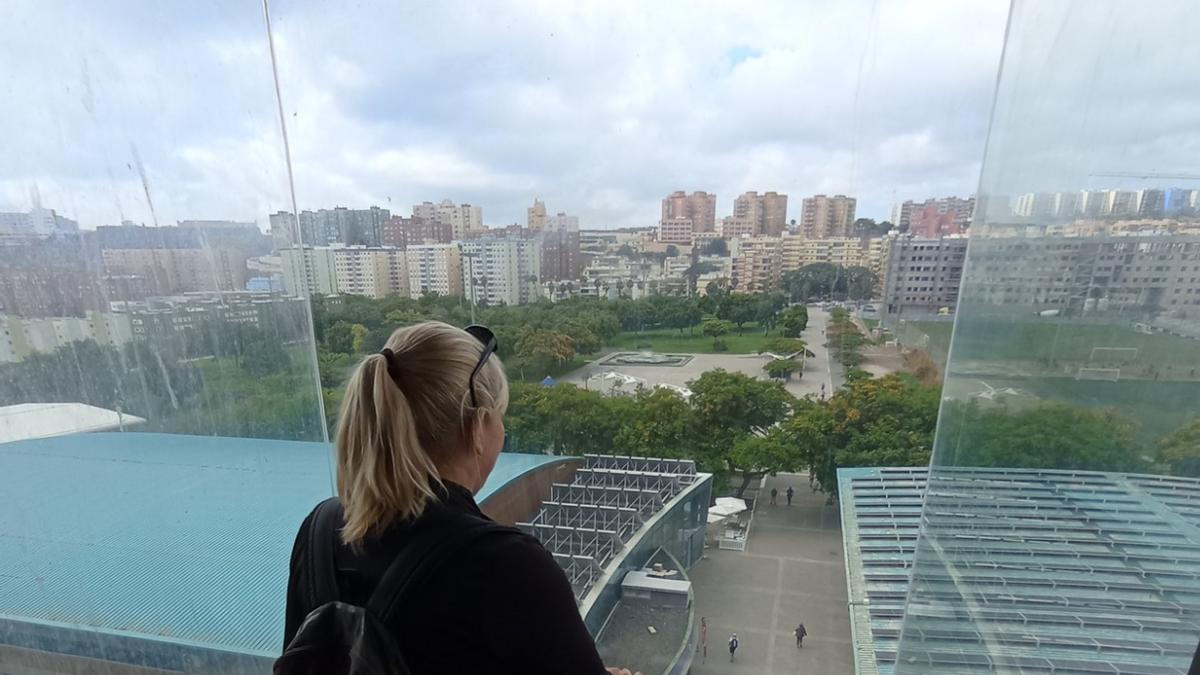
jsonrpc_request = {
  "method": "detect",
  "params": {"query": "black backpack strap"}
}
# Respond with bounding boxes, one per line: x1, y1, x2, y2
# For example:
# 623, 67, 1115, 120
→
305, 497, 343, 610
367, 517, 512, 624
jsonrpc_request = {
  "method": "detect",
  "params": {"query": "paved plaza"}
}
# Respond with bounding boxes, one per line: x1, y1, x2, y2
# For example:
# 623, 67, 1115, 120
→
688, 473, 853, 675
562, 309, 838, 399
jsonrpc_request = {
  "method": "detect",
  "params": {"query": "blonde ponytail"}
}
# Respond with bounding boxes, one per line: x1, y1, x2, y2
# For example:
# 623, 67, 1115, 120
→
334, 321, 508, 545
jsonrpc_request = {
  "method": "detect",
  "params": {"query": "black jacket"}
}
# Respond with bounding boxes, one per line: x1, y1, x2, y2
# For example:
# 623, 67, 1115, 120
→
284, 483, 607, 675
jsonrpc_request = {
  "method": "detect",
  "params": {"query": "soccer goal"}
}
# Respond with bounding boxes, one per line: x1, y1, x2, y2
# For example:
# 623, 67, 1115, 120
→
1076, 367, 1121, 381
1089, 347, 1139, 363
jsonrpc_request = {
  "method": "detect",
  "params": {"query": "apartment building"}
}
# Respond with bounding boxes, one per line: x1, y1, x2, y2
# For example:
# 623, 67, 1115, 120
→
406, 243, 463, 299
658, 217, 694, 244
960, 232, 1200, 316
780, 236, 887, 275
881, 236, 968, 316
459, 237, 541, 306
662, 191, 717, 234
330, 248, 409, 299
891, 196, 974, 234
732, 191, 788, 236
801, 194, 856, 239
732, 236, 783, 293
102, 247, 249, 295
413, 200, 483, 240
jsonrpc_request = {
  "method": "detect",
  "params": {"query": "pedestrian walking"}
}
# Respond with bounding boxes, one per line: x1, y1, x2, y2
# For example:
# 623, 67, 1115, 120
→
770, 487, 778, 505
700, 617, 707, 663
786, 485, 795, 506
728, 634, 739, 662
794, 623, 807, 647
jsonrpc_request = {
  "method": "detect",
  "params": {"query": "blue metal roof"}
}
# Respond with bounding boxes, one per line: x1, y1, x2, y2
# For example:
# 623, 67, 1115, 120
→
839, 466, 1200, 675
0, 433, 563, 658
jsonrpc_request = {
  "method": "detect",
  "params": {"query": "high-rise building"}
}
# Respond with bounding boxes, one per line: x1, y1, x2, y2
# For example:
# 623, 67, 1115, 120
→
960, 232, 1200, 314
731, 236, 783, 293
662, 191, 717, 234
780, 235, 887, 277
800, 194, 855, 238
413, 200, 483, 240
0, 207, 78, 237
269, 211, 298, 249
101, 248, 248, 295
718, 217, 757, 239
293, 207, 391, 246
1164, 188, 1197, 215
881, 235, 968, 316
1106, 190, 1139, 217
540, 212, 581, 282
280, 247, 337, 296
733, 191, 788, 236
1137, 189, 1165, 218
330, 247, 409, 299
527, 199, 547, 231
657, 217, 694, 244
406, 243, 463, 299
460, 236, 542, 306
891, 196, 974, 233
379, 216, 452, 247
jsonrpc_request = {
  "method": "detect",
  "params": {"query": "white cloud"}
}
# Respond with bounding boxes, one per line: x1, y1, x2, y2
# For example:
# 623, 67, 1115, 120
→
0, 0, 1051, 229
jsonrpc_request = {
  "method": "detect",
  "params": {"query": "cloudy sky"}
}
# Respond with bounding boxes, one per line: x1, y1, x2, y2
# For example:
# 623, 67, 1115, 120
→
11, 0, 1155, 231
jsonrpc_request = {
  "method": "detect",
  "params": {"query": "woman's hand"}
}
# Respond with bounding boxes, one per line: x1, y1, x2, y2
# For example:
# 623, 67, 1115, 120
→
606, 668, 642, 675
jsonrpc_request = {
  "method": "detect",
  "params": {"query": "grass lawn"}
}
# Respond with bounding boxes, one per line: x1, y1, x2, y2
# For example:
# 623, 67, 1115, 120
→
609, 323, 778, 354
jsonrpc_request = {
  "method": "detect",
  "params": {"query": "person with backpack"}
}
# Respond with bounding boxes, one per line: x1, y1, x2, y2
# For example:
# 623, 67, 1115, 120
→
728, 633, 740, 661
279, 322, 639, 675
770, 487, 778, 505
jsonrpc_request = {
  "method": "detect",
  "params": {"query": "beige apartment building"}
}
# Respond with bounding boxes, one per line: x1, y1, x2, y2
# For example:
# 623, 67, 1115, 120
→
780, 235, 887, 275
800, 194, 857, 239
332, 248, 409, 299
733, 191, 788, 236
718, 216, 757, 239
406, 243, 463, 298
662, 191, 717, 233
732, 236, 783, 293
658, 217, 694, 244
102, 248, 248, 294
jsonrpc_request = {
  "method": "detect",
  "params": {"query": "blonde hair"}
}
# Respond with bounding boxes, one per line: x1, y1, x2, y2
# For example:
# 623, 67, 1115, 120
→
334, 321, 508, 545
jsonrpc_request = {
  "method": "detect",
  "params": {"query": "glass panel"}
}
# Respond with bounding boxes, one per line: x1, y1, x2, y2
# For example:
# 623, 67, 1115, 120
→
0, 2, 331, 672
896, 2, 1200, 673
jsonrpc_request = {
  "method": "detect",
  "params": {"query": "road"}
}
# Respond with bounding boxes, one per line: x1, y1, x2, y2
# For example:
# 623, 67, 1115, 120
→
796, 307, 836, 399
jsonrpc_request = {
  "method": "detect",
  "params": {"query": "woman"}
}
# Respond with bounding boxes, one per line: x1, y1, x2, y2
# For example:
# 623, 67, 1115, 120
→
284, 322, 636, 674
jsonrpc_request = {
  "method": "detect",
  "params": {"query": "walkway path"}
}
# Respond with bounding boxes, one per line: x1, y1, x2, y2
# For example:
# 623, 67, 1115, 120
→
688, 473, 852, 674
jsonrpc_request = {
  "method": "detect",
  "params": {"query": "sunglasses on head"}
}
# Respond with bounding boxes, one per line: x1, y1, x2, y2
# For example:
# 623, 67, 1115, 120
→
464, 325, 498, 408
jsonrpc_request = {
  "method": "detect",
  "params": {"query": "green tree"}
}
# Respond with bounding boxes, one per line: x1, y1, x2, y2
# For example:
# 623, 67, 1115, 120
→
701, 318, 734, 348
793, 375, 940, 496
350, 323, 370, 354
689, 370, 794, 493
614, 388, 696, 458
1159, 419, 1200, 476
717, 293, 758, 334
763, 358, 800, 381
728, 429, 803, 497
938, 402, 1145, 473
760, 337, 806, 356
778, 305, 809, 337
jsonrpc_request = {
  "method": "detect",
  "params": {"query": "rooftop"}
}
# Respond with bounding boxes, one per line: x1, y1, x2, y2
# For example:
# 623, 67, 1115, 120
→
0, 403, 146, 443
0, 432, 563, 658
839, 466, 1200, 675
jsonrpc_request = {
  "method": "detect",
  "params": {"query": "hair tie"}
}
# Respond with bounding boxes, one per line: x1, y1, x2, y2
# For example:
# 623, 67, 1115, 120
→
377, 348, 404, 389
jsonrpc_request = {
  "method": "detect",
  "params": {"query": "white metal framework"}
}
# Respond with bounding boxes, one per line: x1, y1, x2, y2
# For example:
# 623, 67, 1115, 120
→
518, 453, 699, 603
